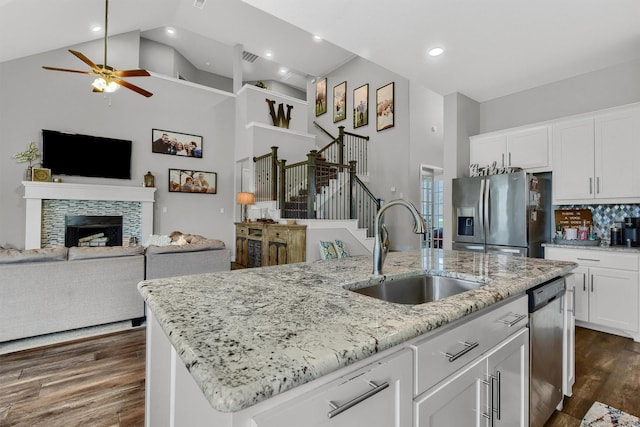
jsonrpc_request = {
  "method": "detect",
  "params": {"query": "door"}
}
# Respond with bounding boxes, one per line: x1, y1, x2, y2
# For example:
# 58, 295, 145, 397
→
552, 118, 594, 201
485, 172, 527, 248
563, 281, 576, 397
570, 267, 589, 322
415, 359, 488, 427
452, 176, 485, 246
594, 108, 640, 199
487, 328, 529, 427
590, 267, 639, 332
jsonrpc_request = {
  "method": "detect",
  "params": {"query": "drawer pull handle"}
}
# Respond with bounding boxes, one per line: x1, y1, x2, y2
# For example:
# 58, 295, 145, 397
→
445, 341, 479, 362
327, 381, 389, 419
576, 258, 600, 262
499, 313, 527, 327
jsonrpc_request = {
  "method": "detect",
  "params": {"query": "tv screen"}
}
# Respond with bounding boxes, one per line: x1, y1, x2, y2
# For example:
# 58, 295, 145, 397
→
42, 129, 132, 179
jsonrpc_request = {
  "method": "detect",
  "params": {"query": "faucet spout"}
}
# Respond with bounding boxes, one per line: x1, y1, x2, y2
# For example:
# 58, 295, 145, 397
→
373, 199, 426, 275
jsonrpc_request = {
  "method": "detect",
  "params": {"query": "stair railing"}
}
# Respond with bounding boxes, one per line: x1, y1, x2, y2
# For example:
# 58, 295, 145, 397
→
314, 123, 370, 177
253, 146, 279, 202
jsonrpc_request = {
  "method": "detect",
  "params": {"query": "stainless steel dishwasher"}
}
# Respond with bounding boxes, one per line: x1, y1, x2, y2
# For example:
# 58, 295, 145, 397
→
527, 277, 565, 427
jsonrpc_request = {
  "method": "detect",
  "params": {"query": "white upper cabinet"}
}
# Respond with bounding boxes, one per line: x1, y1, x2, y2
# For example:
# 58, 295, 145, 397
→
552, 104, 640, 204
470, 126, 550, 171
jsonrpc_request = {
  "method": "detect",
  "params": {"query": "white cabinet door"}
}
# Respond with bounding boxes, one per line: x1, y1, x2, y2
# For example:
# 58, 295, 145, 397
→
252, 349, 413, 427
590, 267, 639, 332
563, 282, 576, 397
415, 359, 488, 427
506, 126, 550, 170
487, 328, 529, 427
470, 134, 507, 168
594, 108, 640, 199
569, 267, 589, 323
552, 118, 595, 201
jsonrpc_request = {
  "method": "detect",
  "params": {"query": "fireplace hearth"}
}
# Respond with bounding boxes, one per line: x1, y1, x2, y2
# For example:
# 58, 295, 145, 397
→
65, 215, 123, 247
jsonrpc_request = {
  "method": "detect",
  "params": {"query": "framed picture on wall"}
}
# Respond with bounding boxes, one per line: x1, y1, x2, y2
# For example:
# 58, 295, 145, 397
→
152, 129, 203, 158
315, 78, 327, 116
168, 169, 217, 194
353, 83, 369, 128
376, 82, 395, 131
333, 81, 347, 123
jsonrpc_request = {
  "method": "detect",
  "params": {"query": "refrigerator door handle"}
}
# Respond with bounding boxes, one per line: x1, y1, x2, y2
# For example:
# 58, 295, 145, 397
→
479, 178, 485, 229
485, 178, 491, 231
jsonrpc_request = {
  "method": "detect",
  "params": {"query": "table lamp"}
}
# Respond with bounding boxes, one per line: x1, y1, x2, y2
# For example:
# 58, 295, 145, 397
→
237, 192, 255, 222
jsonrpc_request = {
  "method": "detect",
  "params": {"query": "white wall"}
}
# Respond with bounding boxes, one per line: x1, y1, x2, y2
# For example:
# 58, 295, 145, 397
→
307, 56, 444, 251
479, 59, 640, 133
0, 35, 236, 249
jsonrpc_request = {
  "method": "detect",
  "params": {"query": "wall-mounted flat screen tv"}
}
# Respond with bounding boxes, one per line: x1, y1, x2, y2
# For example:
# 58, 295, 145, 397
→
42, 129, 132, 179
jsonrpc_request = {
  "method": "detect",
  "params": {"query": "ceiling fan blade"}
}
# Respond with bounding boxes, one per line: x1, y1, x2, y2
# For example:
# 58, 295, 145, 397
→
42, 66, 94, 75
113, 78, 153, 98
69, 49, 99, 71
114, 69, 151, 77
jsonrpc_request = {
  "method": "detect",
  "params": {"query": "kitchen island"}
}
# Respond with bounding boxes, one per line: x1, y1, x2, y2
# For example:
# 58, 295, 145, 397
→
138, 249, 576, 426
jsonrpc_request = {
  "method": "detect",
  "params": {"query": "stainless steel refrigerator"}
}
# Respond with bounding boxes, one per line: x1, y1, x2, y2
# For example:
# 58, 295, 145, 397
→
452, 171, 550, 258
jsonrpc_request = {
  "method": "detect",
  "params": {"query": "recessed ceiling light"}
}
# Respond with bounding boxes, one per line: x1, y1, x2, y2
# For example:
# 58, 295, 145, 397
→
279, 67, 288, 74
313, 34, 322, 42
428, 47, 444, 57
91, 26, 101, 32
265, 51, 273, 58
167, 27, 176, 35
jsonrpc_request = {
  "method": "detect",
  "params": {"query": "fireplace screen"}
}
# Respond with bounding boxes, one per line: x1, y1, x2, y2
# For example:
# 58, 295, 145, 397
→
65, 215, 123, 247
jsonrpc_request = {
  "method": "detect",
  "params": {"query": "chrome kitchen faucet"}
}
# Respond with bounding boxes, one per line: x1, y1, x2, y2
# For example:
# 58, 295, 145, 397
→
373, 199, 426, 275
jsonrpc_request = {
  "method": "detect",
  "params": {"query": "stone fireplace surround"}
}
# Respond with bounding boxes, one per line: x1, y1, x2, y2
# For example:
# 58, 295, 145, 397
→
23, 181, 156, 249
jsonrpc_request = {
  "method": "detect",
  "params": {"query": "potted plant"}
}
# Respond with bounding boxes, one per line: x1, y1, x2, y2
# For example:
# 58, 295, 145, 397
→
13, 141, 41, 181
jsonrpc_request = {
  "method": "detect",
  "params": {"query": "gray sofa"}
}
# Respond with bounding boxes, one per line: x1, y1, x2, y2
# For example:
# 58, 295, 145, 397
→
0, 240, 230, 343
0, 246, 146, 342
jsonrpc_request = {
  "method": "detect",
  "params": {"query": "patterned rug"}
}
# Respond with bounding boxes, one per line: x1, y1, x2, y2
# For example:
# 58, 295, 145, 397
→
581, 402, 640, 427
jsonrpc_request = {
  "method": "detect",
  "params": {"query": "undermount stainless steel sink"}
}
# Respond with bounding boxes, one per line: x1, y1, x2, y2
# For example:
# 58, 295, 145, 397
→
349, 275, 485, 305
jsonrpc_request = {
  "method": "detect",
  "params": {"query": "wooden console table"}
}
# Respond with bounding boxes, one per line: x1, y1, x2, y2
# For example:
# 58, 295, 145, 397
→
234, 222, 306, 268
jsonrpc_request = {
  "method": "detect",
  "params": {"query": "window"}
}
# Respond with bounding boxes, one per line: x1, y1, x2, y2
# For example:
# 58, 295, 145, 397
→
420, 165, 444, 248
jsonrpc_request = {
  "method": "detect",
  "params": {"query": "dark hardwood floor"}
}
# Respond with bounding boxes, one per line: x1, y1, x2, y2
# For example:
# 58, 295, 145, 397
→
0, 328, 145, 427
1, 325, 639, 426
545, 327, 640, 426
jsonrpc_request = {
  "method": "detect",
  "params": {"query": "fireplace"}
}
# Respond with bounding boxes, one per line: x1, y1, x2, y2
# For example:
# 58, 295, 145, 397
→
65, 215, 123, 247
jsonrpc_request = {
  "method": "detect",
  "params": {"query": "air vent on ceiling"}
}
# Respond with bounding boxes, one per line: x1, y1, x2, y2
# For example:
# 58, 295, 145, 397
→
193, 0, 207, 9
242, 51, 259, 63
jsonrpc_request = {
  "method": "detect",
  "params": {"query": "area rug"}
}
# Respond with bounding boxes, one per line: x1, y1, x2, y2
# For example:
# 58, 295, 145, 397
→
581, 401, 640, 427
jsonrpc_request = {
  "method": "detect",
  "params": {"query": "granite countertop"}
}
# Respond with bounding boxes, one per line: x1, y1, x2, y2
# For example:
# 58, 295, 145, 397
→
137, 249, 576, 413
543, 242, 640, 253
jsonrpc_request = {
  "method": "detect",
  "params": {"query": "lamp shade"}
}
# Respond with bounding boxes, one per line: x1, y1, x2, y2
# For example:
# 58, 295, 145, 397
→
237, 192, 255, 205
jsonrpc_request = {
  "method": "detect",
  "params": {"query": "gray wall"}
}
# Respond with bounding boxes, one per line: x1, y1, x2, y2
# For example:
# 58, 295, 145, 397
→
479, 59, 640, 133
308, 56, 444, 251
0, 35, 236, 249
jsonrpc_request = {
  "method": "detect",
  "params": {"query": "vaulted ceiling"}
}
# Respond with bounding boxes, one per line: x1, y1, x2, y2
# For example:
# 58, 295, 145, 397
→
2, 0, 639, 101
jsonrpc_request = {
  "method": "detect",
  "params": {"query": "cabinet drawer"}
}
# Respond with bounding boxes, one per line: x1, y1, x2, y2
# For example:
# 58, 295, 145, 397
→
413, 295, 528, 396
251, 349, 413, 427
546, 247, 639, 271
267, 228, 290, 241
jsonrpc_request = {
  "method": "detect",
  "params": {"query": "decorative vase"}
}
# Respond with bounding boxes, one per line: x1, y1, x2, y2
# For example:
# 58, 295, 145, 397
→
25, 165, 33, 181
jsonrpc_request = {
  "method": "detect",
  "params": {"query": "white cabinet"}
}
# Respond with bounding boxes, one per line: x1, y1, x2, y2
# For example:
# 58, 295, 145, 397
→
252, 349, 413, 427
563, 274, 577, 396
415, 328, 529, 427
546, 247, 640, 340
552, 105, 640, 204
470, 125, 550, 171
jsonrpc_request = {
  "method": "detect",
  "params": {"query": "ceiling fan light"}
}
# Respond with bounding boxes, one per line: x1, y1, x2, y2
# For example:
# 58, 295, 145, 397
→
92, 77, 118, 93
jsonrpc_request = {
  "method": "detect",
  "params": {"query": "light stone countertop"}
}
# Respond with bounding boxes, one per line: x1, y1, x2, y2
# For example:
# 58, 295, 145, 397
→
543, 242, 640, 253
137, 249, 576, 413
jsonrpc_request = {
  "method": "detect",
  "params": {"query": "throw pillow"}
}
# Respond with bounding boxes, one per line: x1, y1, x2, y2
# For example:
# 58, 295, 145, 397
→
144, 234, 171, 247
319, 241, 338, 260
333, 239, 349, 258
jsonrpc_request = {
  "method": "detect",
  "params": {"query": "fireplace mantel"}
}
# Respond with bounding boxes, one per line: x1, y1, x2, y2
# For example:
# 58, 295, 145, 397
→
23, 181, 156, 249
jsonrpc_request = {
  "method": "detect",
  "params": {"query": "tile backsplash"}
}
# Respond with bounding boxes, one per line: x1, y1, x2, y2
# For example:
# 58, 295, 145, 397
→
554, 204, 640, 242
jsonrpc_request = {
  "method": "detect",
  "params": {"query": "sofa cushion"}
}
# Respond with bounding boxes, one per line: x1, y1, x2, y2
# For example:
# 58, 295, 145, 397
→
145, 238, 226, 254
68, 245, 145, 260
0, 247, 68, 264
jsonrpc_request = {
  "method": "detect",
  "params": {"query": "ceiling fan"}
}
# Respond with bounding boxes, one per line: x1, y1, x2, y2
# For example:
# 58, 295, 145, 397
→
42, 0, 153, 97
